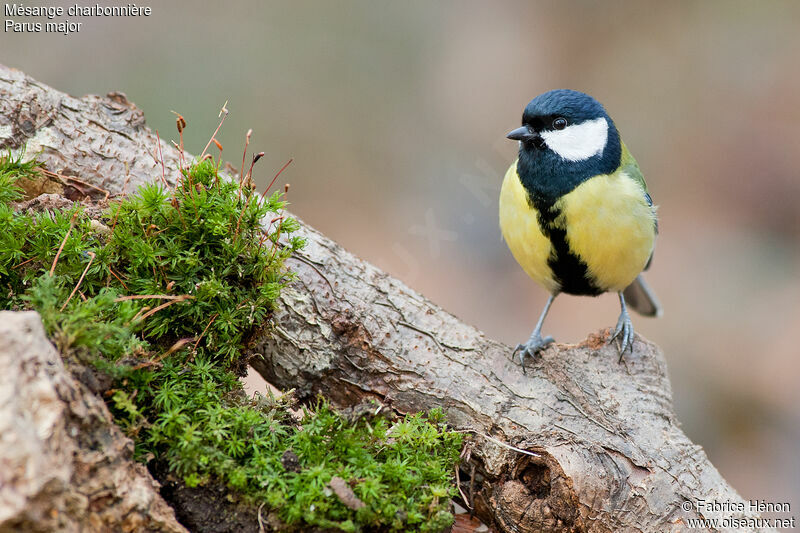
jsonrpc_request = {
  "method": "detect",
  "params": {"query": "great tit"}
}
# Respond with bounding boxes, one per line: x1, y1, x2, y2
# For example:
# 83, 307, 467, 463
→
499, 89, 660, 365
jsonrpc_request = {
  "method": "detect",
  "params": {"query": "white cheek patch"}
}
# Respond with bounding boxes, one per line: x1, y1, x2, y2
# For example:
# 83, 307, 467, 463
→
540, 117, 608, 162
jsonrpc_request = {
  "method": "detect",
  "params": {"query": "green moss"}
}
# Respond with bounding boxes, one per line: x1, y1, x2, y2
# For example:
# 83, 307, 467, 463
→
0, 148, 39, 205
0, 148, 461, 532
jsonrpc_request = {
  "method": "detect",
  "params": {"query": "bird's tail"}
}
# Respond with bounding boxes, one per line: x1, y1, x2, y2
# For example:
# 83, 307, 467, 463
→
623, 275, 662, 317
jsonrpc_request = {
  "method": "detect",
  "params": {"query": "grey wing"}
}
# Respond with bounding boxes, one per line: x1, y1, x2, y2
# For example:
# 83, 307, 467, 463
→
624, 193, 661, 316
643, 192, 657, 270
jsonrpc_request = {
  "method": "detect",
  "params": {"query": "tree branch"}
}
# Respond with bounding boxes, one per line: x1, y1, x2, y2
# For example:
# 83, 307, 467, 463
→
0, 62, 771, 533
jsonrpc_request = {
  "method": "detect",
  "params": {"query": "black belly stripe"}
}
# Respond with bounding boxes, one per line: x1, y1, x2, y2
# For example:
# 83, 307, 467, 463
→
531, 195, 604, 296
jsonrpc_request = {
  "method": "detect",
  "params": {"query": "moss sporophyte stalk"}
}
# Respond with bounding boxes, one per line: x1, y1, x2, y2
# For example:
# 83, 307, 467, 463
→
0, 147, 462, 532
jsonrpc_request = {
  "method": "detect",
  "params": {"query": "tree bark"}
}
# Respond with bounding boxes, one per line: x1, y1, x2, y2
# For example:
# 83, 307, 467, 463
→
0, 63, 773, 533
0, 311, 189, 533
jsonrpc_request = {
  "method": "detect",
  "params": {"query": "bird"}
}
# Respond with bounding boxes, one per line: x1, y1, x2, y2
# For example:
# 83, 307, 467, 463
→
499, 89, 660, 366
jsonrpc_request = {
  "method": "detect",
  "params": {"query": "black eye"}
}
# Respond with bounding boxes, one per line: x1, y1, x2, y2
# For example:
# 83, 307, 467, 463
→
552, 117, 568, 130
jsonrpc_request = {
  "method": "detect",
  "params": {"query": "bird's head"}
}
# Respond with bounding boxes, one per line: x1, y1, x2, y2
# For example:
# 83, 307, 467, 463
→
508, 90, 622, 196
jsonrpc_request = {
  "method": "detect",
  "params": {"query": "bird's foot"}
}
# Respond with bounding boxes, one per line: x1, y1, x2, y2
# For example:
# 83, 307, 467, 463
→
512, 333, 554, 372
610, 308, 634, 362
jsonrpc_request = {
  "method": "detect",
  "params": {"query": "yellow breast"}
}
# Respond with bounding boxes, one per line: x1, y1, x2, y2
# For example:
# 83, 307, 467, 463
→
499, 162, 559, 293
499, 160, 656, 294
555, 172, 655, 292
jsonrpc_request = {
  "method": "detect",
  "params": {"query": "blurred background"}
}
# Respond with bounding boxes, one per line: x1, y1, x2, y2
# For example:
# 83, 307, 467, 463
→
3, 0, 798, 512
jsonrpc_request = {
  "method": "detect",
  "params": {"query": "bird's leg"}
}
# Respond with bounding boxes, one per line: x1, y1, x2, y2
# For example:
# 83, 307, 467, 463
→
611, 292, 634, 361
513, 294, 556, 371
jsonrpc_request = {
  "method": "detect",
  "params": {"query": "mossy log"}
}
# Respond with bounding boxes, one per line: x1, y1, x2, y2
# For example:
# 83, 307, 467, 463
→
0, 63, 772, 533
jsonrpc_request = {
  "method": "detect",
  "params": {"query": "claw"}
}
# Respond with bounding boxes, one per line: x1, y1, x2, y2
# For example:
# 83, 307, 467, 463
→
611, 292, 635, 362
512, 294, 557, 373
514, 335, 555, 372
